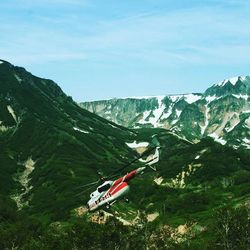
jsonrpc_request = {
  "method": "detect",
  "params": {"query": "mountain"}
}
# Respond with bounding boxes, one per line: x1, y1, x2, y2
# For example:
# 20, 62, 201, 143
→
0, 59, 141, 220
80, 76, 250, 150
1, 60, 249, 249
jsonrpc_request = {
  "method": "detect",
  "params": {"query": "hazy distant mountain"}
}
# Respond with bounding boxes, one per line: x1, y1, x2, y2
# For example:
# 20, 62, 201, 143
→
80, 76, 250, 150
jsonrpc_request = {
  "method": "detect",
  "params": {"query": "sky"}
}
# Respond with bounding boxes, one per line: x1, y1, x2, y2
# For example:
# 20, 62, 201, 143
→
0, 0, 250, 101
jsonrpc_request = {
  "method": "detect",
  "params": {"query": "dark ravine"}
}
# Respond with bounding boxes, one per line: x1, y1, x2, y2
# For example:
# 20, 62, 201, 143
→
80, 76, 250, 150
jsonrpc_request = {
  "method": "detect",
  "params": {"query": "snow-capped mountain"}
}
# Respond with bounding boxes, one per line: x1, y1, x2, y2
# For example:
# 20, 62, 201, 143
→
80, 76, 250, 150
1, 60, 250, 250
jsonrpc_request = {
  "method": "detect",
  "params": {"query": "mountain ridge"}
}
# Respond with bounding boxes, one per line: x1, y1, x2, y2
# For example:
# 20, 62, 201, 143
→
1, 60, 249, 249
0, 60, 139, 219
80, 76, 250, 150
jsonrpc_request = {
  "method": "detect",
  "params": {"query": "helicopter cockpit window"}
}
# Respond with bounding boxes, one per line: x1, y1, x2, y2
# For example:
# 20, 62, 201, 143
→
98, 183, 111, 193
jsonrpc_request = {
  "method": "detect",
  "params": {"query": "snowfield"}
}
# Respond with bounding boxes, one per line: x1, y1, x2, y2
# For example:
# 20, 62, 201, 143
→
126, 141, 149, 148
183, 94, 201, 104
73, 127, 89, 134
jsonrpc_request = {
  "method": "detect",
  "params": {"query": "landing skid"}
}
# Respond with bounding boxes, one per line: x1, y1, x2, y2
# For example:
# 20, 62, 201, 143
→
106, 200, 117, 209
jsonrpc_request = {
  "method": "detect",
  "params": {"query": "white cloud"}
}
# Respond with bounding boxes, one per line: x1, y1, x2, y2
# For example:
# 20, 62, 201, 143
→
1, 2, 250, 67
8, 0, 88, 6
0, 53, 87, 65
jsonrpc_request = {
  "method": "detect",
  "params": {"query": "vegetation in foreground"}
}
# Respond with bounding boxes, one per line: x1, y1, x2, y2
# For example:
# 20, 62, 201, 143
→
0, 196, 249, 250
0, 61, 249, 249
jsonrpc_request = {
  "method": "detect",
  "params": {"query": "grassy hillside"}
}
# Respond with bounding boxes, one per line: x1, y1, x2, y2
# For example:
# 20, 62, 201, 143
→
0, 61, 249, 249
0, 60, 139, 220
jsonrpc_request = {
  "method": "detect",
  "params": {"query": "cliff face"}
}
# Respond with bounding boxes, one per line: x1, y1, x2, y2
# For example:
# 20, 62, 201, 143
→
80, 76, 250, 150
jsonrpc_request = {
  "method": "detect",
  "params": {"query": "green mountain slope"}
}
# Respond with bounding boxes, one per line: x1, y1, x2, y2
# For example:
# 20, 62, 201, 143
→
0, 60, 139, 220
119, 129, 250, 216
0, 60, 249, 249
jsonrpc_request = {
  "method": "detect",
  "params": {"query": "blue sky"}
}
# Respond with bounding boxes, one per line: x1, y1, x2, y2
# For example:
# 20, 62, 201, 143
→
1, 0, 250, 101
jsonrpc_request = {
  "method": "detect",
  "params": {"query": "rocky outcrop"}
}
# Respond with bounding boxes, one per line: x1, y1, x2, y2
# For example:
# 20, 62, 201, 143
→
80, 76, 250, 149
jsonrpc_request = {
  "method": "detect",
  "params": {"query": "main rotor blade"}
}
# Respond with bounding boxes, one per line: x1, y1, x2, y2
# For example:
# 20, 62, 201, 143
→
77, 180, 100, 189
106, 146, 157, 179
75, 185, 95, 197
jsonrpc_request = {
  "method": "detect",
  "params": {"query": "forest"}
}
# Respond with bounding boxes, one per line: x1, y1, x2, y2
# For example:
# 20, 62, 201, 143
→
0, 195, 249, 250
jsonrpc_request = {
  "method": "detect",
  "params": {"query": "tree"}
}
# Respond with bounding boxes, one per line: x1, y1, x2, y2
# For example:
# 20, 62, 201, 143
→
213, 206, 249, 250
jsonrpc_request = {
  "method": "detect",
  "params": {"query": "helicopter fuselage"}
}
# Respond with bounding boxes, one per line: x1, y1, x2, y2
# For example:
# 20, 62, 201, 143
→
87, 167, 145, 211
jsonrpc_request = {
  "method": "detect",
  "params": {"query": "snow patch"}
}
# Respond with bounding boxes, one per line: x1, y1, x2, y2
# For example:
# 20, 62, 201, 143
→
138, 97, 166, 127
169, 95, 183, 102
161, 104, 173, 120
225, 119, 240, 132
232, 94, 248, 100
123, 95, 165, 100
242, 138, 250, 144
170, 109, 182, 125
176, 109, 182, 118
245, 117, 250, 128
146, 96, 165, 127
183, 94, 201, 104
7, 105, 17, 123
242, 138, 250, 149
126, 141, 149, 148
113, 93, 201, 105
161, 111, 171, 120
0, 121, 9, 132
0, 61, 3, 64
171, 119, 178, 125
215, 76, 246, 87
194, 149, 207, 160
205, 95, 218, 102
200, 104, 210, 135
138, 110, 151, 124
14, 74, 22, 83
73, 127, 89, 134
209, 132, 227, 145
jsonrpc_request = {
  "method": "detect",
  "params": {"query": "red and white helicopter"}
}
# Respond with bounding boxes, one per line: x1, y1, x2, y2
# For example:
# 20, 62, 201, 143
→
85, 146, 160, 212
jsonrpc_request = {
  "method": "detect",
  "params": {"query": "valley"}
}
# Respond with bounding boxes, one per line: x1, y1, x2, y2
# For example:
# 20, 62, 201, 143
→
0, 60, 249, 249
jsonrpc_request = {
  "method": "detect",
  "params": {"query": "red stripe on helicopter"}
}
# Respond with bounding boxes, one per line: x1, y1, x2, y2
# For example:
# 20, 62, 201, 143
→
109, 182, 128, 195
112, 170, 137, 187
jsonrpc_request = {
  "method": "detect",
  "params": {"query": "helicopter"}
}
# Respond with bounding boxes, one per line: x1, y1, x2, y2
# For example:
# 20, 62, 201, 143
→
83, 145, 160, 212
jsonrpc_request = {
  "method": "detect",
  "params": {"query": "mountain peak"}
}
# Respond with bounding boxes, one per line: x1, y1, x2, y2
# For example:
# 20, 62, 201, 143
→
0, 59, 10, 65
214, 76, 247, 87
204, 75, 250, 97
